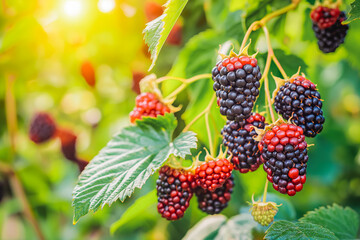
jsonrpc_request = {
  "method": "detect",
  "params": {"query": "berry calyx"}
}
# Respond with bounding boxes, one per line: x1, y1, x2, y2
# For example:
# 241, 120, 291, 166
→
274, 74, 325, 137
29, 112, 57, 144
129, 92, 170, 123
258, 121, 308, 196
195, 175, 234, 215
156, 165, 195, 221
222, 113, 266, 173
194, 148, 234, 192
212, 48, 262, 121
250, 196, 281, 226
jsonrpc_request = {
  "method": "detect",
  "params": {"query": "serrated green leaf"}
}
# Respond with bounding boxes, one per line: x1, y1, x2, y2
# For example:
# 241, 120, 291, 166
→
72, 114, 197, 223
110, 190, 157, 234
144, 0, 189, 70
265, 220, 338, 240
343, 0, 360, 24
299, 204, 359, 240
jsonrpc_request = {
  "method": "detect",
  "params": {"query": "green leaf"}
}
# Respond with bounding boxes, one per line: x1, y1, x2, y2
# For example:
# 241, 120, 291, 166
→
343, 0, 360, 24
143, 0, 189, 70
265, 220, 338, 240
204, 0, 230, 31
299, 204, 360, 240
72, 114, 197, 223
110, 190, 157, 234
183, 215, 227, 240
215, 214, 257, 240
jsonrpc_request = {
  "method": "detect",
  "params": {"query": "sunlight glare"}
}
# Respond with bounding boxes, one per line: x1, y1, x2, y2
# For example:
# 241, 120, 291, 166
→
98, 0, 115, 13
63, 0, 83, 17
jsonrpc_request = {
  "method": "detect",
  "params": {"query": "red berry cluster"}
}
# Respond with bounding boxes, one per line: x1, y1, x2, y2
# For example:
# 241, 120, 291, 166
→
259, 123, 308, 196
130, 92, 170, 123
310, 6, 340, 29
156, 166, 195, 220
194, 159, 233, 191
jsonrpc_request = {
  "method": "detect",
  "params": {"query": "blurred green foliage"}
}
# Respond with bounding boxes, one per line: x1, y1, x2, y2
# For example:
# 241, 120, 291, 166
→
0, 0, 360, 239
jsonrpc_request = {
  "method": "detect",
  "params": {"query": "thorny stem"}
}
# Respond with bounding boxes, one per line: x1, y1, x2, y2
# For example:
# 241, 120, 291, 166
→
161, 74, 212, 101
239, 0, 301, 51
183, 94, 216, 133
205, 112, 214, 156
0, 163, 45, 240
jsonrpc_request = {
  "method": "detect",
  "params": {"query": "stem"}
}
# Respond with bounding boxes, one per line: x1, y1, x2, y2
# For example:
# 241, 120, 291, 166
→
205, 112, 214, 156
263, 178, 269, 203
272, 54, 288, 79
0, 163, 45, 240
164, 74, 211, 101
183, 94, 216, 132
240, 21, 260, 51
5, 75, 17, 156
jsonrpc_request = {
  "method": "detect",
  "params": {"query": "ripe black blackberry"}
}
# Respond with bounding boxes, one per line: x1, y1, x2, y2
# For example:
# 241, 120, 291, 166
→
312, 10, 349, 53
29, 113, 56, 144
258, 123, 308, 196
156, 165, 195, 221
195, 175, 234, 214
212, 53, 262, 121
274, 75, 325, 137
222, 113, 266, 173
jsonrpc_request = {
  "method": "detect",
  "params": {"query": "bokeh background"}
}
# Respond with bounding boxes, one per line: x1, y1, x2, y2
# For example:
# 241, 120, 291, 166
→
0, 0, 360, 239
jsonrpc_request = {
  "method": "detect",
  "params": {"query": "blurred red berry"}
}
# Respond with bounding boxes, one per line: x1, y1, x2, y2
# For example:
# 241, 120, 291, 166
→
167, 23, 182, 46
56, 128, 78, 162
29, 112, 57, 144
132, 72, 146, 94
81, 61, 96, 87
145, 1, 163, 21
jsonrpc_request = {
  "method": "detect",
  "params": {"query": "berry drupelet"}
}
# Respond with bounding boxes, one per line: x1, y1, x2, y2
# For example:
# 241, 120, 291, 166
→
156, 165, 195, 220
29, 112, 57, 144
274, 75, 325, 137
258, 123, 308, 196
195, 175, 234, 215
212, 54, 262, 121
222, 113, 266, 173
130, 92, 170, 123
311, 6, 349, 53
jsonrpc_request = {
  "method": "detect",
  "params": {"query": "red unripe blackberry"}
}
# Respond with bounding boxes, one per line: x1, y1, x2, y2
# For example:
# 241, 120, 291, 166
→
311, 6, 340, 29
129, 92, 170, 123
81, 61, 96, 87
194, 158, 233, 192
156, 165, 195, 221
212, 54, 262, 121
274, 75, 325, 137
258, 123, 308, 196
222, 113, 266, 173
29, 113, 57, 144
312, 9, 348, 53
195, 175, 234, 215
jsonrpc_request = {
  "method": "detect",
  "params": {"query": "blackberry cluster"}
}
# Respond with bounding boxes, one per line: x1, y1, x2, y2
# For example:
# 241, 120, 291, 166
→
195, 175, 234, 215
212, 55, 262, 121
130, 92, 170, 123
29, 113, 56, 144
156, 165, 195, 220
194, 158, 233, 191
258, 123, 308, 196
274, 75, 325, 137
222, 113, 266, 173
311, 7, 349, 53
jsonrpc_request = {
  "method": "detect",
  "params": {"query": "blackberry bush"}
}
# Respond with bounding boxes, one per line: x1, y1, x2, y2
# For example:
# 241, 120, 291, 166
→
130, 92, 170, 123
156, 165, 195, 220
212, 51, 262, 121
195, 175, 234, 215
274, 75, 325, 137
222, 113, 266, 173
29, 112, 57, 144
258, 123, 308, 196
311, 6, 349, 53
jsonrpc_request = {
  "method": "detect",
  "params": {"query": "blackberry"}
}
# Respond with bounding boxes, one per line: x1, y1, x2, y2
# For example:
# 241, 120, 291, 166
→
258, 123, 308, 196
57, 128, 78, 162
130, 92, 170, 123
311, 6, 340, 29
156, 165, 195, 220
195, 175, 234, 215
312, 10, 349, 53
29, 112, 56, 144
194, 157, 233, 192
212, 54, 262, 121
274, 75, 325, 137
222, 113, 266, 173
